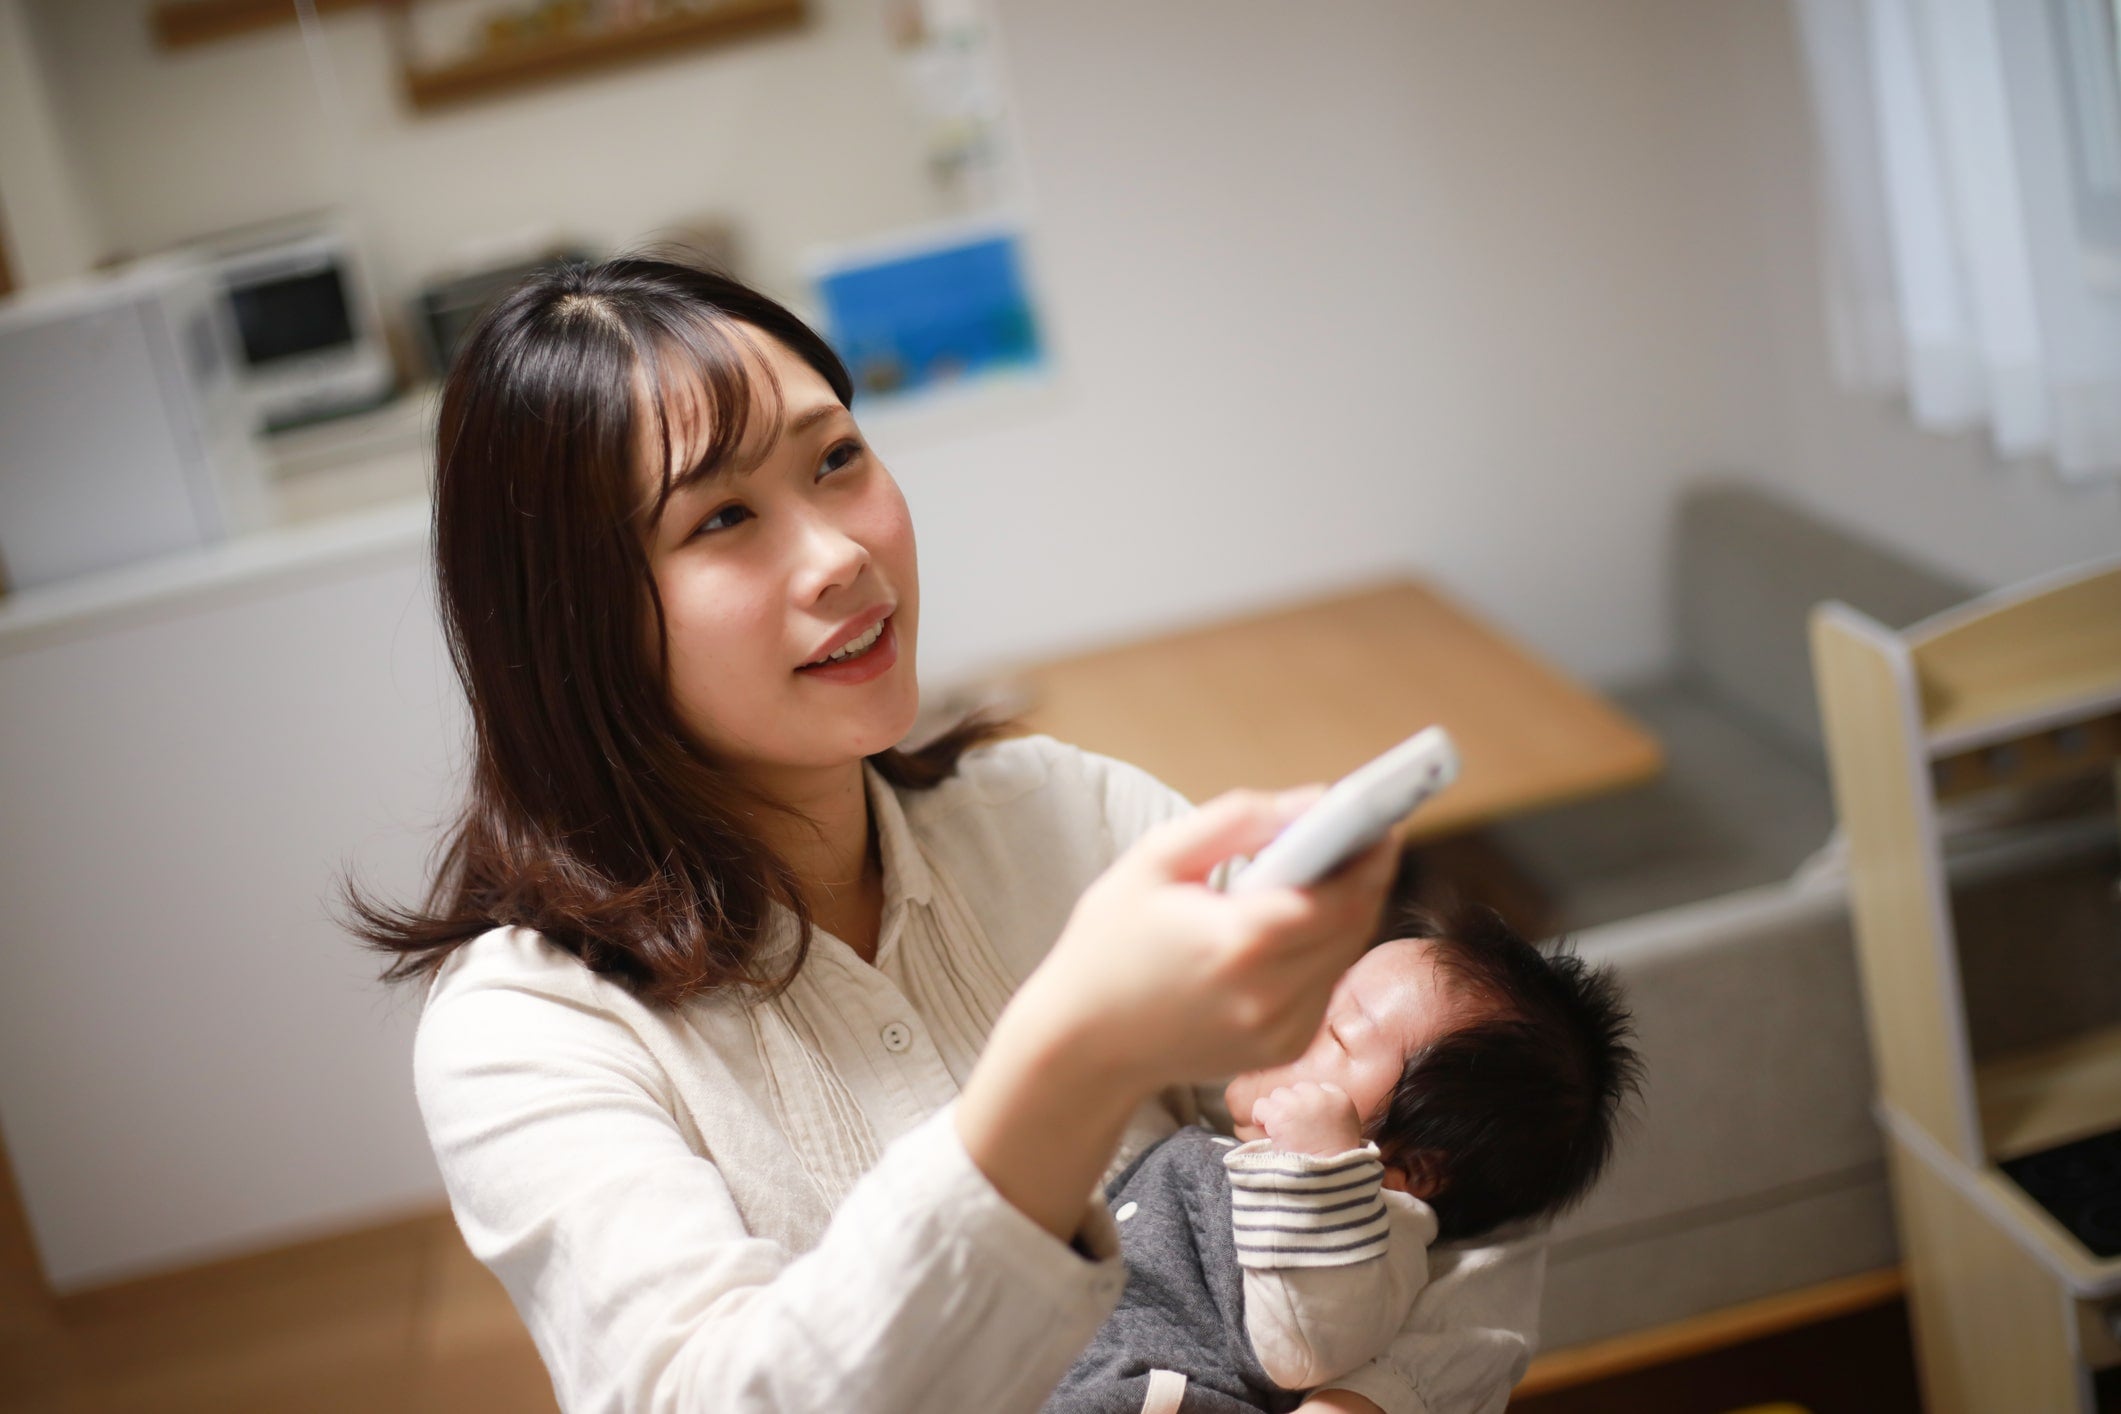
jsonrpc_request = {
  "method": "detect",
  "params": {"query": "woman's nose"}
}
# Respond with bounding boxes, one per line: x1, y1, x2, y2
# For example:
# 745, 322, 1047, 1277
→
791, 509, 870, 600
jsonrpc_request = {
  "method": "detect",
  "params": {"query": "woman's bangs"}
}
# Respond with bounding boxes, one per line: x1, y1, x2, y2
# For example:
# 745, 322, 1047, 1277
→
637, 311, 785, 524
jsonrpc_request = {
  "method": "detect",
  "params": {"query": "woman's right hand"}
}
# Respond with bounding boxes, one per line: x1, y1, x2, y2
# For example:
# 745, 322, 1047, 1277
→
1019, 786, 1402, 1094
956, 786, 1399, 1242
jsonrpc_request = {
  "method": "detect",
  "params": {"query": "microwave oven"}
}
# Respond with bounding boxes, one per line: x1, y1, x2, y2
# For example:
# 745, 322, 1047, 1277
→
202, 217, 397, 433
0, 255, 268, 591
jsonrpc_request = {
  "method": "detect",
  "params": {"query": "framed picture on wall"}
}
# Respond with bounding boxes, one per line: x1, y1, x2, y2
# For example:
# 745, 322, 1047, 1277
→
806, 218, 1045, 404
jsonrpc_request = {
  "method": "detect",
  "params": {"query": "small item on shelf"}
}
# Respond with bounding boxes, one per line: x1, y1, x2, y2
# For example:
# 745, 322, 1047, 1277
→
482, 0, 595, 53
415, 241, 600, 376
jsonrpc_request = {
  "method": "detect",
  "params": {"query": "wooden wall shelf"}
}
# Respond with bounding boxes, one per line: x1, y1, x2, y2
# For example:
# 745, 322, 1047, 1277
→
399, 0, 806, 111
151, 0, 374, 50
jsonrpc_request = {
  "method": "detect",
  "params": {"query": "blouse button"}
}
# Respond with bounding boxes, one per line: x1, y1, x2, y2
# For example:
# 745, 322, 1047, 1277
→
880, 1021, 913, 1053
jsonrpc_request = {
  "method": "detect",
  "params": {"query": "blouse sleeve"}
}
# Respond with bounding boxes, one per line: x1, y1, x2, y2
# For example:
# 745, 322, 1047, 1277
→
414, 955, 1128, 1414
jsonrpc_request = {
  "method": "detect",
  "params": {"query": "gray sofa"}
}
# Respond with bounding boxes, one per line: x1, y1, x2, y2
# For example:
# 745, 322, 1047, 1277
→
1497, 483, 2121, 1353
1489, 481, 1974, 1350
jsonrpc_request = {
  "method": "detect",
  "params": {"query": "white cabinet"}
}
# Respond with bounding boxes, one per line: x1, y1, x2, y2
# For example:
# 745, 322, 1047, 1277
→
0, 508, 457, 1290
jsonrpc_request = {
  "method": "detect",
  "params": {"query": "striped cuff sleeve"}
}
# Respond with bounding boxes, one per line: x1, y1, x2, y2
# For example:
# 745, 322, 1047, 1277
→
1223, 1139, 1390, 1269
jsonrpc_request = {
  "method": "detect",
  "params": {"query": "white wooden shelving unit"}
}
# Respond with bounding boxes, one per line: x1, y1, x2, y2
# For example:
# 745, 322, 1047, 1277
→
1813, 559, 2121, 1413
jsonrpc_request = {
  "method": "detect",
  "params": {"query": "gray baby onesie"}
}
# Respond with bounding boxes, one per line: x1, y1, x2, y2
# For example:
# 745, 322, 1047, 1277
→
1043, 1126, 1306, 1414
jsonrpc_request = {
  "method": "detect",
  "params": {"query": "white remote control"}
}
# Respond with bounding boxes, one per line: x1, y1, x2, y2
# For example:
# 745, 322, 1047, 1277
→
1227, 726, 1460, 893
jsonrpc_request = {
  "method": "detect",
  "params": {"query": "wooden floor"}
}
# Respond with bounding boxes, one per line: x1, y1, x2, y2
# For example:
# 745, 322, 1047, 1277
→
1, 1207, 1933, 1414
0, 1211, 559, 1414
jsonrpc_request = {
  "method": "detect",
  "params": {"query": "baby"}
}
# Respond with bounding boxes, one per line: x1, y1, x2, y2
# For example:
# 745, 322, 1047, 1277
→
1044, 902, 1639, 1414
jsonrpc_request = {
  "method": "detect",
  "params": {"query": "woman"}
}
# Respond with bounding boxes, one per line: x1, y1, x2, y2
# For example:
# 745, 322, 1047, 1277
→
356, 258, 1541, 1413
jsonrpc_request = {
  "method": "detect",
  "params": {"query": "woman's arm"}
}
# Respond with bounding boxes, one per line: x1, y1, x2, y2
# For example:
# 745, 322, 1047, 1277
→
417, 969, 1130, 1414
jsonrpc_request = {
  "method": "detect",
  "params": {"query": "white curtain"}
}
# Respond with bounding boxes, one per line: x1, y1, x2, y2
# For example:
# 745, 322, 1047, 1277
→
1793, 0, 2121, 482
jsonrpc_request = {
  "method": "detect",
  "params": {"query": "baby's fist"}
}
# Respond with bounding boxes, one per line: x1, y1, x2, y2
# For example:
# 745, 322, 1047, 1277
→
1252, 1081, 1365, 1156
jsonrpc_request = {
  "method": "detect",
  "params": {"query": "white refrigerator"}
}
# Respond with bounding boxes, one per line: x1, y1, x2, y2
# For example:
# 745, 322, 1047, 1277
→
0, 255, 266, 592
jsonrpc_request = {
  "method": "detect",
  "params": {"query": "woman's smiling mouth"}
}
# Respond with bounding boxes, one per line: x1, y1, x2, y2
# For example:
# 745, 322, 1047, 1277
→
795, 614, 898, 681
805, 616, 886, 666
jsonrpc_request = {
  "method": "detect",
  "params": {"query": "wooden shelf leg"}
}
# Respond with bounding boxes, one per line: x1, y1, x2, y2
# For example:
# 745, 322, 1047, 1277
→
1888, 1138, 2093, 1414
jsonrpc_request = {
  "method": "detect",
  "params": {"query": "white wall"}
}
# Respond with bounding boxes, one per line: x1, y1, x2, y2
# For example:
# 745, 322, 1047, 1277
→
903, 0, 1763, 688
925, 0, 2114, 704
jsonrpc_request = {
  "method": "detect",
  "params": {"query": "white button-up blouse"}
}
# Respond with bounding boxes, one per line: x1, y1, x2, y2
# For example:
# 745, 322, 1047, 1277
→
413, 734, 1545, 1414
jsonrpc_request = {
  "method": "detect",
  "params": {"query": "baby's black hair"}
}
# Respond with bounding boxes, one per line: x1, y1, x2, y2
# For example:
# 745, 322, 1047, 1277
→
1364, 902, 1640, 1243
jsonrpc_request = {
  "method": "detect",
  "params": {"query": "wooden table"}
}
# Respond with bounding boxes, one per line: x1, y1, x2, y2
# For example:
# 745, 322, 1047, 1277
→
999, 578, 1662, 842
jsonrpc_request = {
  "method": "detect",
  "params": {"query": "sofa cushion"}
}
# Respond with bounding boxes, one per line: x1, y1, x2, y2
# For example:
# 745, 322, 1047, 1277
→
1534, 885, 1897, 1346
1673, 481, 1971, 761
1558, 887, 1885, 1233
1541, 1173, 1897, 1350
1490, 679, 1836, 930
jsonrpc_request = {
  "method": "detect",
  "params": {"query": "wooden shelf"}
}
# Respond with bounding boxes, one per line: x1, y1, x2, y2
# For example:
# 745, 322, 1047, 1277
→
1930, 707, 2121, 798
1980, 1024, 2121, 1162
1970, 1159, 2121, 1299
1924, 674, 2121, 758
400, 0, 806, 111
151, 0, 374, 49
1819, 558, 2121, 1409
1914, 559, 2121, 752
1965, 1026, 2121, 1298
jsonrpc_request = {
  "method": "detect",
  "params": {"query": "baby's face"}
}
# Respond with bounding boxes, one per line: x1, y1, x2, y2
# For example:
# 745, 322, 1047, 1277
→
1224, 937, 1482, 1142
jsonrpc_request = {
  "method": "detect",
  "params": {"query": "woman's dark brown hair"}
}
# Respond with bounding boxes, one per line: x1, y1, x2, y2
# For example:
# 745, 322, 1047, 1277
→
347, 257, 1012, 1004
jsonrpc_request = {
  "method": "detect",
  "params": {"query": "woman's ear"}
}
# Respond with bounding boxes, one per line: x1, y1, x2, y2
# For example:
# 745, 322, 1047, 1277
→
1381, 1152, 1446, 1200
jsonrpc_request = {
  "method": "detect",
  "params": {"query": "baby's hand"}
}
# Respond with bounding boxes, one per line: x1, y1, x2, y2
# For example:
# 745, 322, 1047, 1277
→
1252, 1082, 1366, 1156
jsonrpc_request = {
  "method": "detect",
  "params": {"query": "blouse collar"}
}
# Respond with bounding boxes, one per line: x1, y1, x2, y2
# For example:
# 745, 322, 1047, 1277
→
863, 757, 934, 910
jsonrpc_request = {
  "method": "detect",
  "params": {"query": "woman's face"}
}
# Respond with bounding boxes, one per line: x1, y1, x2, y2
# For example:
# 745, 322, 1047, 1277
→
640, 328, 921, 784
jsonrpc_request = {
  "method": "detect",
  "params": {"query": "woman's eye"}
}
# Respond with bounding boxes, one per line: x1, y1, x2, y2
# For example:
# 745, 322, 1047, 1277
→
819, 438, 865, 476
692, 503, 750, 538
